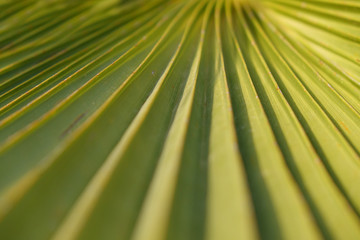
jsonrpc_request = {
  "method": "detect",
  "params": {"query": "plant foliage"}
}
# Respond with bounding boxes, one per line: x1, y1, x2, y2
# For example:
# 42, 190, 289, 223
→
0, 0, 359, 239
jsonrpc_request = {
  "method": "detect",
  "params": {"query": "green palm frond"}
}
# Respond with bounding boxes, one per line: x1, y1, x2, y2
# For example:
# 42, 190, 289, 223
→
0, 0, 359, 239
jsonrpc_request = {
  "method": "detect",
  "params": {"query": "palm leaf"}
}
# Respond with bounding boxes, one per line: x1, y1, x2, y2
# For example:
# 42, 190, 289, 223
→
0, 0, 359, 239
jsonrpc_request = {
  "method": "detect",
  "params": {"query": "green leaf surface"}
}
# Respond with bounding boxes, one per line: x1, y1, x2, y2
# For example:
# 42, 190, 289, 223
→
0, 0, 359, 239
